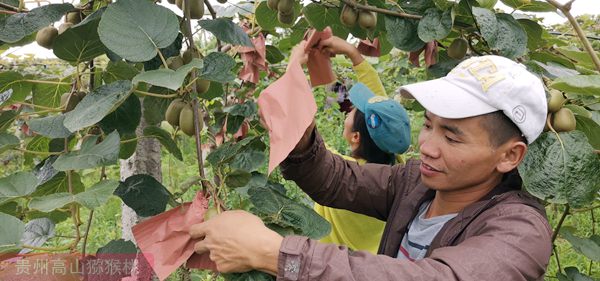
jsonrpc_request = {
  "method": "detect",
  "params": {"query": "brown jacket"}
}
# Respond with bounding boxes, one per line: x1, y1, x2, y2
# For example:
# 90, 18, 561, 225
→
275, 128, 552, 281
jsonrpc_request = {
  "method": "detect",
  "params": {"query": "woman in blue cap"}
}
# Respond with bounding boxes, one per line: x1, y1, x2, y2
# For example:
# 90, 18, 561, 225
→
291, 36, 412, 254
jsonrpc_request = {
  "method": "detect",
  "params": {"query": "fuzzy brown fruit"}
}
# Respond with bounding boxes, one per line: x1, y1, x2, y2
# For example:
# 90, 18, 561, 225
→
176, 0, 183, 9
340, 5, 358, 27
179, 103, 202, 136
357, 10, 377, 30
65, 11, 83, 24
447, 38, 468, 60
36, 26, 59, 49
547, 90, 566, 113
277, 11, 295, 25
165, 99, 186, 127
196, 79, 211, 94
267, 0, 279, 10
183, 0, 205, 19
552, 108, 576, 132
277, 0, 294, 15
60, 92, 85, 113
167, 56, 184, 70
182, 48, 201, 64
167, 0, 176, 4
58, 22, 74, 35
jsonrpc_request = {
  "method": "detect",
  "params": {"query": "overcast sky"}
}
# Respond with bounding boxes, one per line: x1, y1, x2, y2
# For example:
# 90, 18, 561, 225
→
2, 0, 599, 59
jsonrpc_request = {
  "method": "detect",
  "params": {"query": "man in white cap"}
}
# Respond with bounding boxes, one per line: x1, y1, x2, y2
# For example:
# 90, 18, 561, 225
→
189, 55, 552, 280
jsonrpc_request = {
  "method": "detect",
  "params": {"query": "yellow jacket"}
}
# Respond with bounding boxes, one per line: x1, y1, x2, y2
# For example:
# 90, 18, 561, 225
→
314, 60, 386, 254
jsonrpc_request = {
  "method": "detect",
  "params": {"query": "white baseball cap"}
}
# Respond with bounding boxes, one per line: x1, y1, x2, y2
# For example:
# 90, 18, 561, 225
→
399, 55, 547, 144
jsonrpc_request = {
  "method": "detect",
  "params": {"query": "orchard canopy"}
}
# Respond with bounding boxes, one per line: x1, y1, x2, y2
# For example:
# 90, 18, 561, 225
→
0, 0, 599, 280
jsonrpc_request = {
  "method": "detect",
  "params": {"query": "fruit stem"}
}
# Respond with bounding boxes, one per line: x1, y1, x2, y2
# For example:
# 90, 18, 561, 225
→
18, 102, 63, 112
134, 89, 179, 98
15, 148, 62, 155
551, 205, 569, 244
339, 0, 422, 20
156, 48, 170, 69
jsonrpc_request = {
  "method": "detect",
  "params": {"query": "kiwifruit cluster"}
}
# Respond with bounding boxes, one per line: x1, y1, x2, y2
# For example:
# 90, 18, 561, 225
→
36, 26, 59, 49
447, 38, 468, 60
166, 48, 211, 94
545, 90, 576, 132
165, 99, 203, 136
60, 91, 86, 113
176, 0, 204, 19
267, 0, 295, 25
339, 4, 376, 30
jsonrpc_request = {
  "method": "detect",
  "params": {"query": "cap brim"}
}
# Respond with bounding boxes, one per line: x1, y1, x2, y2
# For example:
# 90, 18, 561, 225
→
349, 83, 375, 113
399, 78, 497, 119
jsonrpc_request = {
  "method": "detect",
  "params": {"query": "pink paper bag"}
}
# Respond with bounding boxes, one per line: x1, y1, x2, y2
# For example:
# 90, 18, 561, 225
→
239, 33, 268, 84
132, 191, 217, 281
258, 61, 317, 173
357, 38, 381, 57
304, 27, 336, 87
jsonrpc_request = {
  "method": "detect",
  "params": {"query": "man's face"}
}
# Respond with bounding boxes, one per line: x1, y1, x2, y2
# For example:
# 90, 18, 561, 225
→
417, 111, 505, 192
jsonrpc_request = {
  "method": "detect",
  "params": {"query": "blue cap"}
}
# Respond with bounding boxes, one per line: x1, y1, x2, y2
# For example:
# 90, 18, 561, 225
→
349, 83, 411, 154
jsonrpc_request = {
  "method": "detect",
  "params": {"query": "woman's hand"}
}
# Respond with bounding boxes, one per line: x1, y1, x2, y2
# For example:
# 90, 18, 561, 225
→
318, 36, 364, 66
287, 41, 309, 69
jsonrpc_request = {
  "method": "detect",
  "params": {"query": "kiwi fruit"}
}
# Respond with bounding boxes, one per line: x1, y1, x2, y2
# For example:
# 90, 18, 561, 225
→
182, 48, 201, 64
447, 38, 468, 60
165, 99, 187, 127
196, 79, 211, 94
35, 26, 59, 49
167, 56, 184, 70
176, 0, 183, 9
277, 11, 295, 25
357, 10, 377, 30
58, 22, 74, 35
547, 90, 566, 113
183, 0, 205, 19
277, 0, 294, 15
267, 0, 279, 10
60, 92, 84, 113
552, 108, 576, 132
167, 0, 176, 4
340, 5, 358, 27
179, 103, 202, 136
217, 0, 227, 3
65, 11, 84, 24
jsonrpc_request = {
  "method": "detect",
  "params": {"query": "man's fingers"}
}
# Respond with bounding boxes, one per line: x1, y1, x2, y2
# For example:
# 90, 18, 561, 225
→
189, 222, 209, 239
194, 240, 209, 255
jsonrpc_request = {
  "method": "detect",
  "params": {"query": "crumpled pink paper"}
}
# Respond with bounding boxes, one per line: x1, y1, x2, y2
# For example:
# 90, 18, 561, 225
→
258, 60, 317, 174
304, 27, 336, 87
238, 33, 268, 84
409, 41, 438, 68
132, 191, 216, 281
357, 38, 381, 57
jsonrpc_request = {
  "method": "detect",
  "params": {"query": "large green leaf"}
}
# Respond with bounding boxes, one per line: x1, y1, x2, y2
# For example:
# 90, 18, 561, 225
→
52, 131, 120, 171
143, 125, 183, 161
248, 186, 330, 239
32, 171, 85, 197
31, 79, 70, 108
19, 218, 54, 253
550, 75, 600, 96
198, 52, 237, 83
29, 180, 119, 212
560, 227, 600, 262
417, 8, 452, 42
517, 19, 545, 50
0, 110, 18, 133
384, 16, 425, 52
132, 59, 204, 90
29, 192, 74, 212
119, 132, 137, 160
557, 267, 596, 281
0, 71, 32, 107
556, 47, 599, 71
142, 87, 172, 125
144, 33, 183, 71
198, 18, 253, 47
0, 133, 19, 154
0, 213, 24, 253
99, 94, 141, 136
96, 239, 137, 254
63, 80, 133, 132
471, 7, 497, 47
0, 3, 73, 43
490, 13, 527, 59
575, 115, 600, 150
265, 45, 284, 64
114, 174, 171, 217
225, 169, 252, 188
518, 131, 600, 208
28, 114, 73, 138
103, 61, 140, 84
500, 0, 556, 12
230, 151, 266, 172
53, 16, 106, 63
98, 0, 179, 62
302, 3, 349, 39
255, 1, 284, 30
0, 172, 38, 205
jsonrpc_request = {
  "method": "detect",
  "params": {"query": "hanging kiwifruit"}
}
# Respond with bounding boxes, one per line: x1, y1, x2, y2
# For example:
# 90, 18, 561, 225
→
58, 22, 73, 35
217, 0, 227, 3
278, 11, 295, 25
179, 103, 202, 136
277, 0, 294, 15
167, 0, 176, 4
165, 99, 187, 127
182, 48, 201, 64
552, 107, 576, 132
35, 26, 59, 49
176, 0, 183, 9
447, 38, 468, 60
267, 0, 279, 10
340, 5, 358, 27
183, 0, 205, 19
547, 89, 566, 113
357, 10, 377, 30
196, 79, 211, 94
167, 56, 184, 70
65, 11, 84, 24
60, 92, 83, 113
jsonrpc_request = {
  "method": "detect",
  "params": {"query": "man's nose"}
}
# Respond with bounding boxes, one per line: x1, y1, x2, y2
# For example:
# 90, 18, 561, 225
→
419, 136, 441, 160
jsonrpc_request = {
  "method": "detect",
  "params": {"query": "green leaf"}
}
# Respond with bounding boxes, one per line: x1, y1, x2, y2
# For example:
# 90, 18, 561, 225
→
30, 79, 70, 108
384, 16, 425, 52
557, 267, 596, 281
255, 1, 293, 30
52, 131, 120, 171
551, 75, 600, 96
0, 71, 32, 107
144, 33, 183, 71
399, 0, 436, 14
142, 87, 173, 125
75, 180, 120, 209
230, 151, 266, 172
99, 94, 141, 136
417, 8, 452, 42
471, 7, 497, 47
248, 186, 330, 239
0, 213, 24, 253
302, 3, 349, 39
517, 19, 545, 50
29, 192, 73, 212
103, 61, 140, 84
201, 81, 224, 101
96, 239, 137, 254
560, 227, 600, 262
53, 16, 106, 63
225, 169, 252, 188
143, 125, 183, 161
500, 0, 556, 12
489, 13, 527, 59
226, 115, 244, 134
574, 115, 600, 150
0, 3, 74, 43
63, 80, 133, 132
19, 218, 54, 254
556, 47, 600, 71
0, 110, 18, 133
28, 114, 73, 138
475, 0, 497, 9
265, 45, 284, 64
198, 18, 253, 47
223, 271, 274, 281
198, 52, 237, 83
98, 0, 179, 62
132, 59, 204, 90
0, 172, 38, 205
0, 133, 19, 154
114, 174, 171, 217
32, 171, 85, 197
519, 131, 600, 208
119, 132, 137, 160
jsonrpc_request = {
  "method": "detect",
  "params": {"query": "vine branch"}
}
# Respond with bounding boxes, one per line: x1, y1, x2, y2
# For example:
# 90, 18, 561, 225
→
0, 2, 24, 12
134, 89, 179, 98
551, 205, 570, 243
339, 0, 422, 20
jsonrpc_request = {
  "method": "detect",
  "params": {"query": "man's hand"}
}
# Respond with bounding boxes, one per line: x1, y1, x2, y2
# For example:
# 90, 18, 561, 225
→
189, 210, 283, 275
287, 41, 309, 71
318, 36, 364, 66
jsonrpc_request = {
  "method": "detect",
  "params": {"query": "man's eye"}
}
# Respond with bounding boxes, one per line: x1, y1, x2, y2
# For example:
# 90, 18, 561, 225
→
445, 136, 459, 143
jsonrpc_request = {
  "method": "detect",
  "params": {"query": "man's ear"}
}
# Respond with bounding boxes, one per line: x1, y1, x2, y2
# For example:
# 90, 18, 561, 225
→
496, 140, 528, 173
351, 131, 361, 145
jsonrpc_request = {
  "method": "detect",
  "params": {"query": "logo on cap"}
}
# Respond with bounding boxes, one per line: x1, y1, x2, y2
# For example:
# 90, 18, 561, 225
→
368, 96, 389, 104
512, 105, 526, 124
368, 113, 382, 129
